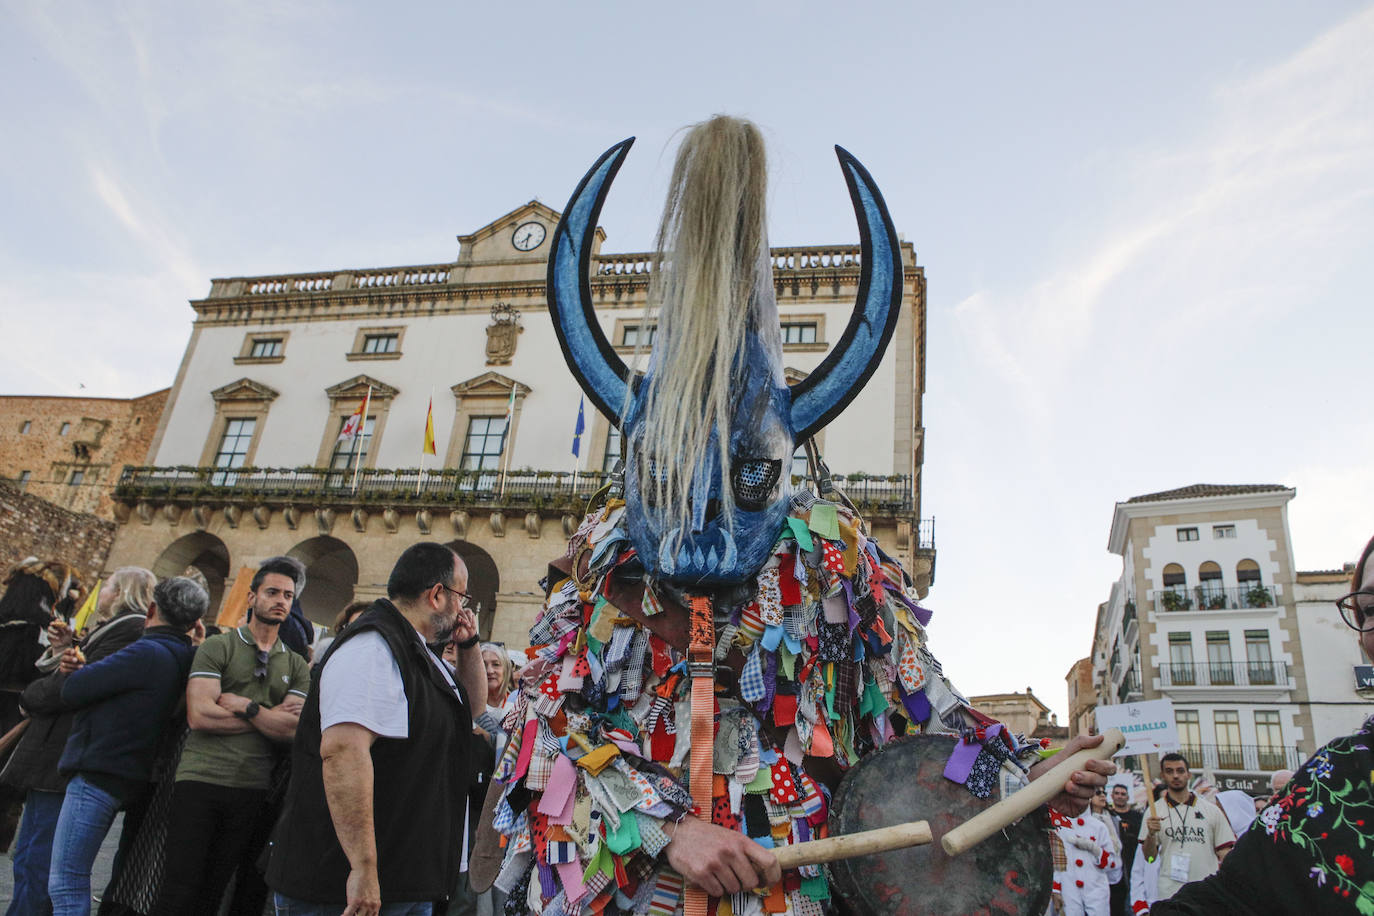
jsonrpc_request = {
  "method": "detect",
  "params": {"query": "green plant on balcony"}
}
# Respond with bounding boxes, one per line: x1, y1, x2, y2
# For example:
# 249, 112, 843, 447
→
1203, 591, 1228, 610
1161, 590, 1190, 611
1246, 586, 1273, 608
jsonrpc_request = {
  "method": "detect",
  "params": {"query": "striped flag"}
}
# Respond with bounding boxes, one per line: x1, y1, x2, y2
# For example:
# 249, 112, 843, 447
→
571, 395, 585, 457
337, 387, 371, 442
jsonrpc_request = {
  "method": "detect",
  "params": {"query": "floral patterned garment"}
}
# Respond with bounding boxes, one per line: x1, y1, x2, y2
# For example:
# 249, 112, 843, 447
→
1155, 715, 1374, 915
490, 493, 1041, 916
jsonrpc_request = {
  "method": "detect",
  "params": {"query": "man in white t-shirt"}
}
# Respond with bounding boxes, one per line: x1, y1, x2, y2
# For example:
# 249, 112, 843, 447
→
267, 542, 487, 916
1140, 753, 1235, 901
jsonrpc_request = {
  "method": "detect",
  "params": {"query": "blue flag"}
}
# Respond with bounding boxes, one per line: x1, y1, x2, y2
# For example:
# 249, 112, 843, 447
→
571, 395, 586, 457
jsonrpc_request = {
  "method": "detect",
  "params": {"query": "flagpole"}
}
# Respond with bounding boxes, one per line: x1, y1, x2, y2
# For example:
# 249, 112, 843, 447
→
351, 385, 372, 494
499, 384, 517, 498
417, 386, 433, 497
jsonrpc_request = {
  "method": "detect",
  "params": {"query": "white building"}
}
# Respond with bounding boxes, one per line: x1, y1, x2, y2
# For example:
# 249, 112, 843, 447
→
1096, 484, 1309, 794
1293, 567, 1371, 747
106, 201, 934, 643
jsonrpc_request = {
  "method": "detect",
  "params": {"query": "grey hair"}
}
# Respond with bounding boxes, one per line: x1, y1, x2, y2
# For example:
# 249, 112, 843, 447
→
153, 577, 209, 630
98, 567, 156, 623
628, 115, 769, 540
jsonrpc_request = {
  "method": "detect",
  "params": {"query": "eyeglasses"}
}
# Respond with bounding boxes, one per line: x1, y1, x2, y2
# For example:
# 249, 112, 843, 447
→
438, 583, 477, 612
253, 648, 270, 679
1335, 591, 1374, 632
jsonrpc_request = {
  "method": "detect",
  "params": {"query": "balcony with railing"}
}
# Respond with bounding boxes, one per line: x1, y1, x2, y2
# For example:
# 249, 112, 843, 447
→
1158, 661, 1291, 690
1153, 584, 1279, 613
1177, 743, 1304, 773
115, 465, 921, 518
1116, 669, 1142, 703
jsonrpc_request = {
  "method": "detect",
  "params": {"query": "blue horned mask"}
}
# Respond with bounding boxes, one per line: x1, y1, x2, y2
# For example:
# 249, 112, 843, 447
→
548, 136, 903, 588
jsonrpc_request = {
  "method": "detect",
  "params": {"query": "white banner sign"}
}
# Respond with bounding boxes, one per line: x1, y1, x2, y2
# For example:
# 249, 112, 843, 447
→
1095, 699, 1179, 757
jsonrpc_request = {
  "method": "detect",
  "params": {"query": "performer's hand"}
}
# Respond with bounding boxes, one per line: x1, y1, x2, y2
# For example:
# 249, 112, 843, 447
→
342, 865, 381, 916
666, 815, 782, 896
1146, 815, 1161, 834
1030, 733, 1115, 816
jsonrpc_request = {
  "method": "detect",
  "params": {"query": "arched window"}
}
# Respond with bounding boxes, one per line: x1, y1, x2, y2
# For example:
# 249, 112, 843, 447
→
1162, 563, 1190, 610
1199, 561, 1224, 608
1237, 559, 1269, 607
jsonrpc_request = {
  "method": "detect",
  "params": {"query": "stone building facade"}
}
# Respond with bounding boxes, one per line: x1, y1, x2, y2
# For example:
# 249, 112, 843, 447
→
104, 201, 935, 645
1095, 484, 1311, 794
0, 390, 167, 519
1065, 656, 1096, 739
0, 480, 116, 587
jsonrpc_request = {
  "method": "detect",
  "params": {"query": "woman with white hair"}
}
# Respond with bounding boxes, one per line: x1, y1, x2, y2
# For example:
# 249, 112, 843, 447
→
1, 567, 154, 916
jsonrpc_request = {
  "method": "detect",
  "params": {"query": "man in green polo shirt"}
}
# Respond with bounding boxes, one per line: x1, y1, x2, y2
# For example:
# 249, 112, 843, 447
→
151, 556, 312, 916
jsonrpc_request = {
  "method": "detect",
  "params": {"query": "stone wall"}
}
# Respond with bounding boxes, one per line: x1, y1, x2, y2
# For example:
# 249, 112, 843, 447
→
0, 480, 116, 589
0, 389, 169, 520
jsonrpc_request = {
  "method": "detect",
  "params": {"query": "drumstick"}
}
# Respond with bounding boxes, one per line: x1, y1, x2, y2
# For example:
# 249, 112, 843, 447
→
773, 820, 933, 870
769, 729, 1124, 869
942, 728, 1125, 856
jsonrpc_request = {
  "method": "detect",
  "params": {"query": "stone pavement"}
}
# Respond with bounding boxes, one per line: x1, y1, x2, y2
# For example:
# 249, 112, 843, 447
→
0, 813, 122, 908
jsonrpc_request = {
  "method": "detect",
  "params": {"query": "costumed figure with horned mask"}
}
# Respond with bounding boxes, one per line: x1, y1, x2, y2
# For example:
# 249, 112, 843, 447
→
475, 116, 1113, 916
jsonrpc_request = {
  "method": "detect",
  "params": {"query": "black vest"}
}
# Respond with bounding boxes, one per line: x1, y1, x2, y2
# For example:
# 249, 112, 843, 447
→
265, 599, 474, 904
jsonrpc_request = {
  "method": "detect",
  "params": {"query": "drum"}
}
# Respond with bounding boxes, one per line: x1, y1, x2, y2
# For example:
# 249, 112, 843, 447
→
825, 734, 1052, 916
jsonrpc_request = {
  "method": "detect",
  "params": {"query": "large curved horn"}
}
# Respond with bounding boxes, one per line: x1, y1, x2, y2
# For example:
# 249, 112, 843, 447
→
546, 138, 637, 424
788, 147, 904, 441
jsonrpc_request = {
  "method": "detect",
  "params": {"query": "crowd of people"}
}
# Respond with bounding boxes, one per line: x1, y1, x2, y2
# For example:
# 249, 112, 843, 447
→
0, 543, 516, 916
0, 528, 1369, 915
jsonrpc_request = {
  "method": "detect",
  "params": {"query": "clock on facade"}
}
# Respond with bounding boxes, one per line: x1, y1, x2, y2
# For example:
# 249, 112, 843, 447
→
511, 221, 546, 252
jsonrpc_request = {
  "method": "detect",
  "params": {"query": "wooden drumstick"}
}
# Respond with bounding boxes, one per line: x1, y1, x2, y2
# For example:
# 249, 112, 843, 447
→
768, 729, 1124, 869
773, 820, 934, 870
942, 728, 1125, 856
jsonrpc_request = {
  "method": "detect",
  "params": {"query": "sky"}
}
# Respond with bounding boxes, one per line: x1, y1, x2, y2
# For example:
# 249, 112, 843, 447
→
3, 1, 1372, 719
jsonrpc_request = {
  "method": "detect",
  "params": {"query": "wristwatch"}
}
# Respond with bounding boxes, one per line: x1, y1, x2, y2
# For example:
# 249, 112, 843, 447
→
235, 700, 261, 720
456, 634, 480, 650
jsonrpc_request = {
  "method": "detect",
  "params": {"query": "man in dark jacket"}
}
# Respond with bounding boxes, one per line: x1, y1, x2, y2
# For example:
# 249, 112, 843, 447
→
1, 567, 154, 916
266, 542, 486, 915
46, 576, 206, 916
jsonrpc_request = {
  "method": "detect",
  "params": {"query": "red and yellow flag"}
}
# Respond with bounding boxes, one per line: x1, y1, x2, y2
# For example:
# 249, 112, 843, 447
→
422, 397, 436, 456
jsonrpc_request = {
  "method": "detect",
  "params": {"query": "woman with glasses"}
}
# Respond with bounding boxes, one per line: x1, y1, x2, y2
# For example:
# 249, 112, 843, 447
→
1155, 534, 1374, 914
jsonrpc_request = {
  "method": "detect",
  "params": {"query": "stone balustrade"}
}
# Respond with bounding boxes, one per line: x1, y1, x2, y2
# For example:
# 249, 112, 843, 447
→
209, 247, 872, 299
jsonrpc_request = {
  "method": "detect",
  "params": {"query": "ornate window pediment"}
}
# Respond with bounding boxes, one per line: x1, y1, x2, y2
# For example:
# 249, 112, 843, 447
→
325, 375, 399, 402
211, 378, 280, 403
451, 372, 530, 400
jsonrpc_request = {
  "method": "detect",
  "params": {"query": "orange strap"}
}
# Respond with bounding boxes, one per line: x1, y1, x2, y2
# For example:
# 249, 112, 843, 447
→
684, 593, 716, 916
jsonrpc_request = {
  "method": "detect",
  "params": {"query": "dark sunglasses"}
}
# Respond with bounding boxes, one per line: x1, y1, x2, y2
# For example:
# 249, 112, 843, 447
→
253, 648, 270, 679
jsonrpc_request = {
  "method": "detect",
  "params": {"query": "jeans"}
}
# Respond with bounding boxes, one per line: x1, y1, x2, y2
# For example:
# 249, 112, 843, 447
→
272, 893, 432, 915
151, 781, 270, 916
48, 775, 121, 916
6, 788, 65, 916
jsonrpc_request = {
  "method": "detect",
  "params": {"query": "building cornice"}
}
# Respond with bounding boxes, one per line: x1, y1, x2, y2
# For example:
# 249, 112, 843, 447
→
187, 244, 924, 329
1107, 488, 1297, 555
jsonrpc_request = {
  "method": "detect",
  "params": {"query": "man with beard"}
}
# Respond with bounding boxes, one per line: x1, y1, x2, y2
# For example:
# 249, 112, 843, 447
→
152, 556, 312, 915
1140, 753, 1234, 902
266, 542, 484, 916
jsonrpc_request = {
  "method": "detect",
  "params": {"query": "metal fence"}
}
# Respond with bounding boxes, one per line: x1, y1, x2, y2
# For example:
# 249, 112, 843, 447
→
1177, 743, 1303, 772
116, 466, 919, 514
1158, 661, 1290, 689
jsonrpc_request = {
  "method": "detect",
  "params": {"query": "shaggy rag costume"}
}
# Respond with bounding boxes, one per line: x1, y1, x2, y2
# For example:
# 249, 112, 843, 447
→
489, 118, 1041, 916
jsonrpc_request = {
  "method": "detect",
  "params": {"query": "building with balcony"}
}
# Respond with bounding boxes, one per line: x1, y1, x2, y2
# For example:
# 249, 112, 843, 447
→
1095, 484, 1310, 794
103, 201, 934, 644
